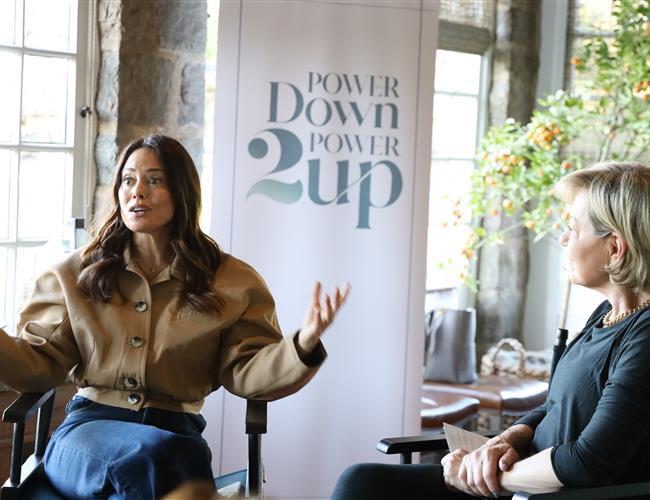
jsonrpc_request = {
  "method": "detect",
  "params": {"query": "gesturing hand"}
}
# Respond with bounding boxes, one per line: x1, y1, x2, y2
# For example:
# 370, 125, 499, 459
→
297, 281, 351, 353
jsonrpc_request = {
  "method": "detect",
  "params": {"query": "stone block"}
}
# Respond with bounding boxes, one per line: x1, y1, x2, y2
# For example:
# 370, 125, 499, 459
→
507, 48, 538, 121
178, 136, 203, 172
119, 54, 174, 125
117, 125, 163, 150
96, 50, 119, 122
95, 134, 118, 186
98, 120, 117, 137
93, 184, 114, 224
156, 0, 207, 54
121, 0, 159, 50
98, 0, 122, 50
178, 122, 200, 136
179, 61, 205, 126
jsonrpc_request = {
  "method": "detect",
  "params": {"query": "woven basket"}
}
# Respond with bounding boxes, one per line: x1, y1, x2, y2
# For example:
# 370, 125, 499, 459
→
480, 338, 550, 381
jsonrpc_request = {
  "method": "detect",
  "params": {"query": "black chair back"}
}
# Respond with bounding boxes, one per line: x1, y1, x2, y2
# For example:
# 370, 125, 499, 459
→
549, 328, 568, 383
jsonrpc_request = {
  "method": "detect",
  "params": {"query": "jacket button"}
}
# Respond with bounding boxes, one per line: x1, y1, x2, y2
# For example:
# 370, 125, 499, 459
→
127, 393, 141, 405
124, 377, 138, 389
129, 336, 144, 348
135, 301, 147, 312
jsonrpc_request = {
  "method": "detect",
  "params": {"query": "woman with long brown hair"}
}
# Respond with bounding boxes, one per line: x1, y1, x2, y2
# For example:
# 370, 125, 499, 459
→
0, 134, 349, 498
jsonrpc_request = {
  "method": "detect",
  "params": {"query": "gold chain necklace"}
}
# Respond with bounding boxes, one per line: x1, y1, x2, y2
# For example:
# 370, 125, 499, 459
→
602, 299, 650, 327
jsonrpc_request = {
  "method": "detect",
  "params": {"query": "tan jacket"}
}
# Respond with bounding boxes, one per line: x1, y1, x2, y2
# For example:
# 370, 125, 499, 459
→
0, 248, 325, 413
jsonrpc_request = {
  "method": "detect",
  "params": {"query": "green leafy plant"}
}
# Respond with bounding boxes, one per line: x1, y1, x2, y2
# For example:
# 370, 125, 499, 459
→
455, 0, 650, 291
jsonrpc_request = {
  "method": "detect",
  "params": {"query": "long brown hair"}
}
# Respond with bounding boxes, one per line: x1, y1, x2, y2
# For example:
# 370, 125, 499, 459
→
78, 134, 223, 313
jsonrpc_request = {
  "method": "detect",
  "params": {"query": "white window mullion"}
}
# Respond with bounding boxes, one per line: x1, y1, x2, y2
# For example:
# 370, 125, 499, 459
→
11, 146, 20, 331
0, 144, 74, 153
65, 58, 76, 147
0, 247, 7, 327
15, 2, 24, 334
63, 152, 74, 250
72, 0, 97, 226
19, 0, 24, 45
476, 48, 490, 149
16, 6, 24, 147
6, 247, 17, 333
0, 45, 76, 58
4, 150, 19, 332
8, 150, 19, 247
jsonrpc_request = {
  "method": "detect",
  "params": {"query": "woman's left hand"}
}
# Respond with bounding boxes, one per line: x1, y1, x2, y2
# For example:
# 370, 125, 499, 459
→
441, 448, 475, 495
297, 281, 351, 353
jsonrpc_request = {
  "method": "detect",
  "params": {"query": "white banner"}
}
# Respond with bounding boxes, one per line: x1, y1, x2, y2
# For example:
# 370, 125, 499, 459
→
206, 1, 439, 497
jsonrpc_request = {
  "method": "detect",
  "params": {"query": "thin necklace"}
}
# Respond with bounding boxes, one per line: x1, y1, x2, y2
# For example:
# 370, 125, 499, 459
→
136, 259, 169, 278
602, 299, 650, 327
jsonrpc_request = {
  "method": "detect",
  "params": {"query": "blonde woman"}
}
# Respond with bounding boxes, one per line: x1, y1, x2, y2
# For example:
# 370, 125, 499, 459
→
333, 162, 650, 499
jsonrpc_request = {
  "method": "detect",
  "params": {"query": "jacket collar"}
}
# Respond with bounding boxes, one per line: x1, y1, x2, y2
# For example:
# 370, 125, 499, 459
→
123, 244, 183, 284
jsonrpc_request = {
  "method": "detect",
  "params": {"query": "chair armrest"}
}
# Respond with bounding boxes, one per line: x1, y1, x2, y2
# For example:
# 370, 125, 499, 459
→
2, 390, 54, 424
376, 434, 450, 464
245, 400, 267, 435
512, 482, 650, 499
377, 434, 448, 455
377, 431, 499, 455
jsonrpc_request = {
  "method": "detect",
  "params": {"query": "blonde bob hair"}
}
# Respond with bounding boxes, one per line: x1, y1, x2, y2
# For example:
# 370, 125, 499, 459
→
555, 161, 650, 293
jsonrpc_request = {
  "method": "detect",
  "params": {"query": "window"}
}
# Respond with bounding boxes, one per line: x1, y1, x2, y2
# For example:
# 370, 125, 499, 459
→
0, 0, 96, 334
426, 49, 487, 292
566, 0, 615, 92
201, 0, 220, 230
424, 1, 494, 305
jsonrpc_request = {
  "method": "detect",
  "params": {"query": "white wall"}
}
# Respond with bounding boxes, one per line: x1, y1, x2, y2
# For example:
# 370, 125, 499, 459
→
203, 1, 440, 497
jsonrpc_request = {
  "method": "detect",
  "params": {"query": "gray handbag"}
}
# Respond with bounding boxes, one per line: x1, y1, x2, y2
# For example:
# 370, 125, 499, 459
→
424, 308, 477, 384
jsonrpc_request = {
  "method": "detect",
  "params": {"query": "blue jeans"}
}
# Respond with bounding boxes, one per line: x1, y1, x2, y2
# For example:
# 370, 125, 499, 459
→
43, 396, 214, 499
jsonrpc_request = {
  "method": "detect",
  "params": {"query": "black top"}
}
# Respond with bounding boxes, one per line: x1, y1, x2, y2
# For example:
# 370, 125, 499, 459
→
516, 300, 650, 487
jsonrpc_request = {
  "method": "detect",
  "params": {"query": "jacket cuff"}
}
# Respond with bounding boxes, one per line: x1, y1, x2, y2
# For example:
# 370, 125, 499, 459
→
292, 331, 327, 367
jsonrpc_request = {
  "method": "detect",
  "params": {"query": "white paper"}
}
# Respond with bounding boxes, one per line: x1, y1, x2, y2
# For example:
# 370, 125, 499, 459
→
443, 422, 489, 452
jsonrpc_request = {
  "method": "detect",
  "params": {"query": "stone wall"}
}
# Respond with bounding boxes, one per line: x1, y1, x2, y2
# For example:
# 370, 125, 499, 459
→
475, 0, 541, 355
93, 0, 207, 219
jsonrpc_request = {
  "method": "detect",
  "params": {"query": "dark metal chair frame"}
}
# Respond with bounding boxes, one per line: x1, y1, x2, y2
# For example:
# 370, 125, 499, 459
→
1, 391, 267, 499
377, 328, 650, 499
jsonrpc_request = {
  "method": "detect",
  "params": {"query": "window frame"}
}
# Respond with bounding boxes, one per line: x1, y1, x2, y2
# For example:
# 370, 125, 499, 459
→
564, 0, 615, 91
0, 0, 98, 333
426, 21, 492, 301
72, 0, 98, 228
